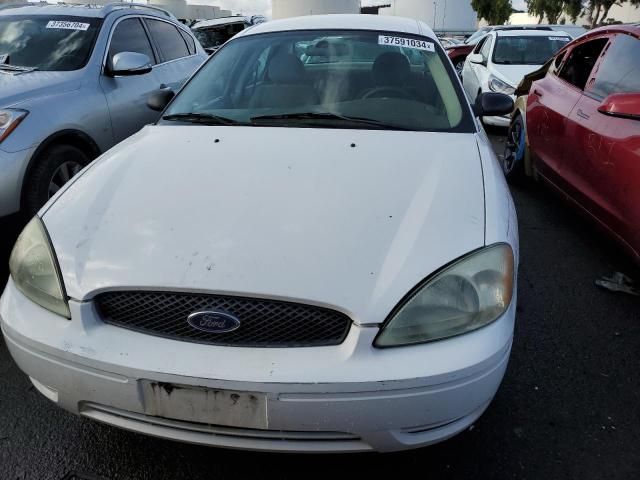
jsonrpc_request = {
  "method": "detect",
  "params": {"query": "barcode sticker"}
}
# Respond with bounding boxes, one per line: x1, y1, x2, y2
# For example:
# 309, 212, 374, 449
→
46, 21, 90, 31
379, 35, 435, 52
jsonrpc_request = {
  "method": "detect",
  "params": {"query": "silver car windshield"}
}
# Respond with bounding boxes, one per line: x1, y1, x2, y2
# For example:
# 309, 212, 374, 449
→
0, 15, 101, 71
165, 30, 474, 132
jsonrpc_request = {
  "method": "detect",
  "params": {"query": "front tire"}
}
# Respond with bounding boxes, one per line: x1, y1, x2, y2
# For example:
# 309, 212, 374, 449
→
502, 115, 526, 182
455, 59, 465, 78
24, 144, 89, 215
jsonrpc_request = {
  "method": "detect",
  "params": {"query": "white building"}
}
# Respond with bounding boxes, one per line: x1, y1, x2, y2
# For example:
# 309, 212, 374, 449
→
149, 0, 232, 19
379, 0, 478, 33
272, 0, 361, 20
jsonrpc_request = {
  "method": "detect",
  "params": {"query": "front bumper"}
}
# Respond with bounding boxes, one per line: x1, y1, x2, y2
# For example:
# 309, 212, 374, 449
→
1, 279, 515, 453
0, 146, 35, 217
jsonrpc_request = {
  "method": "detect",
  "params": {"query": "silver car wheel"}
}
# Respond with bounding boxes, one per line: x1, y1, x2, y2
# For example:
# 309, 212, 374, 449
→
48, 161, 83, 198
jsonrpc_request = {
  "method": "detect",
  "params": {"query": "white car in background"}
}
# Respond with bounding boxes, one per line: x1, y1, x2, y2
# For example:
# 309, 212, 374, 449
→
1, 14, 518, 453
462, 29, 570, 126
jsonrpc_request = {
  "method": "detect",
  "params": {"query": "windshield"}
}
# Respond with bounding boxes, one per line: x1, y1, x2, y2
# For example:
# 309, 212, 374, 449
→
0, 15, 101, 71
193, 22, 247, 49
465, 28, 490, 45
493, 35, 571, 65
165, 30, 473, 132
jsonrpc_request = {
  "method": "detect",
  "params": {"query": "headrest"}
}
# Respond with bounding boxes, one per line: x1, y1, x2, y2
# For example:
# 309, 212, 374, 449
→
268, 53, 305, 84
373, 52, 411, 86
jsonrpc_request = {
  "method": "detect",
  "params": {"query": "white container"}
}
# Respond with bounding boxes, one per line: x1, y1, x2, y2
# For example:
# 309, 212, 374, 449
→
381, 0, 478, 32
272, 0, 361, 20
149, 0, 188, 19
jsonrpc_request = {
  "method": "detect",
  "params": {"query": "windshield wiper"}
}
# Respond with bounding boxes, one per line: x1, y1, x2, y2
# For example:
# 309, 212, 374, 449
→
162, 112, 245, 126
250, 112, 413, 131
0, 64, 38, 73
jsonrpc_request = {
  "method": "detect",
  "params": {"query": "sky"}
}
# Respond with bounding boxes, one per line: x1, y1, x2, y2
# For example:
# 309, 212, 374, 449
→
190, 0, 529, 17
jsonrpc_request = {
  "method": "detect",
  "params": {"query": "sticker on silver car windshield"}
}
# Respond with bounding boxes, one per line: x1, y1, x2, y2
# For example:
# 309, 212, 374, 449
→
46, 21, 90, 31
549, 37, 570, 42
379, 35, 435, 52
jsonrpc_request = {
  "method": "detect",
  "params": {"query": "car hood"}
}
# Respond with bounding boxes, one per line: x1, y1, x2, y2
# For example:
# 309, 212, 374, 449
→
43, 126, 486, 325
0, 70, 80, 107
491, 64, 544, 88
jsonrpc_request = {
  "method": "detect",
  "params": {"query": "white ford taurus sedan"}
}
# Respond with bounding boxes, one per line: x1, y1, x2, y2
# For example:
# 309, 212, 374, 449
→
1, 15, 518, 453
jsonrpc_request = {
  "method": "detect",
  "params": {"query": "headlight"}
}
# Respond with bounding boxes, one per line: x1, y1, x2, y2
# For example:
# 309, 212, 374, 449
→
489, 76, 515, 95
0, 109, 28, 143
9, 217, 70, 318
375, 244, 514, 348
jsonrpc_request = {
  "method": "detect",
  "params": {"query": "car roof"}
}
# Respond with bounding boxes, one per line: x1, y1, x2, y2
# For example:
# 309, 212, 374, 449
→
585, 23, 640, 38
495, 29, 570, 37
0, 2, 175, 20
237, 14, 436, 41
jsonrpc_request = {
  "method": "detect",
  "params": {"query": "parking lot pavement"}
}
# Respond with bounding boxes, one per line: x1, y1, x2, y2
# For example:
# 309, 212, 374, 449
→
1, 133, 638, 480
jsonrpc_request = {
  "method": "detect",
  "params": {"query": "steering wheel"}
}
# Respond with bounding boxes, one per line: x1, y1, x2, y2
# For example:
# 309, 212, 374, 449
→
361, 86, 414, 100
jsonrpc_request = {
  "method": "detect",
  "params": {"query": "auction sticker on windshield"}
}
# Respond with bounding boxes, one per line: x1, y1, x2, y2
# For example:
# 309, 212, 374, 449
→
46, 21, 90, 31
379, 35, 435, 52
549, 37, 570, 42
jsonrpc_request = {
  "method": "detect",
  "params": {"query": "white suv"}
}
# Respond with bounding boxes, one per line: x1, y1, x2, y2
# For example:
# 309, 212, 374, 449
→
462, 29, 570, 126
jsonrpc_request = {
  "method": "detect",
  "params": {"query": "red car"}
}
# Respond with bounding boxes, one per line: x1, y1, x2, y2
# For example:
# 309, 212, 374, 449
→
526, 24, 640, 263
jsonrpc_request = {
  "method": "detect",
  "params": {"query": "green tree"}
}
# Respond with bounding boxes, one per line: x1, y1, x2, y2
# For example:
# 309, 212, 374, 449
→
564, 0, 584, 21
526, 0, 584, 24
587, 0, 640, 28
471, 0, 513, 25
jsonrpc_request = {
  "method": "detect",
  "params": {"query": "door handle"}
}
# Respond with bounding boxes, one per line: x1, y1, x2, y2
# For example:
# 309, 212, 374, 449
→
577, 109, 590, 120
533, 89, 543, 97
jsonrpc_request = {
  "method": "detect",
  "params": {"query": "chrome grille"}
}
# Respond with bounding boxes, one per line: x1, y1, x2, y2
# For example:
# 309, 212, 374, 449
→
94, 291, 351, 347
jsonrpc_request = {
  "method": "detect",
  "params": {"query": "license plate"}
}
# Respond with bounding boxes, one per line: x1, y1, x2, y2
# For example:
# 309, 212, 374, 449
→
141, 381, 268, 429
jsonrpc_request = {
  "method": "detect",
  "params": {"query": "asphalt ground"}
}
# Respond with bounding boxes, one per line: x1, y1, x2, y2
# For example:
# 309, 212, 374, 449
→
0, 131, 638, 480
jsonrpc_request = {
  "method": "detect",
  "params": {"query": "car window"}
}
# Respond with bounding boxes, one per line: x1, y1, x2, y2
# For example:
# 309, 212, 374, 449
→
145, 19, 190, 62
165, 30, 474, 133
465, 28, 490, 45
554, 51, 566, 69
473, 36, 487, 54
0, 15, 101, 71
479, 36, 492, 61
493, 35, 570, 65
192, 22, 246, 50
108, 18, 155, 66
558, 37, 608, 90
589, 34, 640, 99
179, 29, 196, 55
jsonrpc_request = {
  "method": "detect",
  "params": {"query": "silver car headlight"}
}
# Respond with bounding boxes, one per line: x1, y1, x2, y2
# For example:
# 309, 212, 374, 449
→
9, 217, 70, 318
0, 109, 28, 143
489, 76, 515, 96
375, 244, 515, 348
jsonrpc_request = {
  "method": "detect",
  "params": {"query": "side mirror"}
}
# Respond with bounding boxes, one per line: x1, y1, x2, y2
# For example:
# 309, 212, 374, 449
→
147, 89, 175, 112
110, 52, 152, 76
473, 92, 514, 117
597, 93, 640, 120
468, 53, 485, 65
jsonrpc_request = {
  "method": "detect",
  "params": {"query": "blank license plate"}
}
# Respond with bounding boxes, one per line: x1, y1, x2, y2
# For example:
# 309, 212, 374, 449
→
141, 381, 268, 429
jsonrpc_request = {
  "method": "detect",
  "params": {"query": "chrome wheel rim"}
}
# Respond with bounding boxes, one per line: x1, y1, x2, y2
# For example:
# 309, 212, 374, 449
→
456, 61, 464, 77
503, 121, 522, 175
48, 161, 83, 198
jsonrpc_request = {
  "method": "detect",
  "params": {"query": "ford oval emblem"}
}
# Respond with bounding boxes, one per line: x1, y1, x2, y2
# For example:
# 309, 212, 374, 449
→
187, 311, 241, 334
